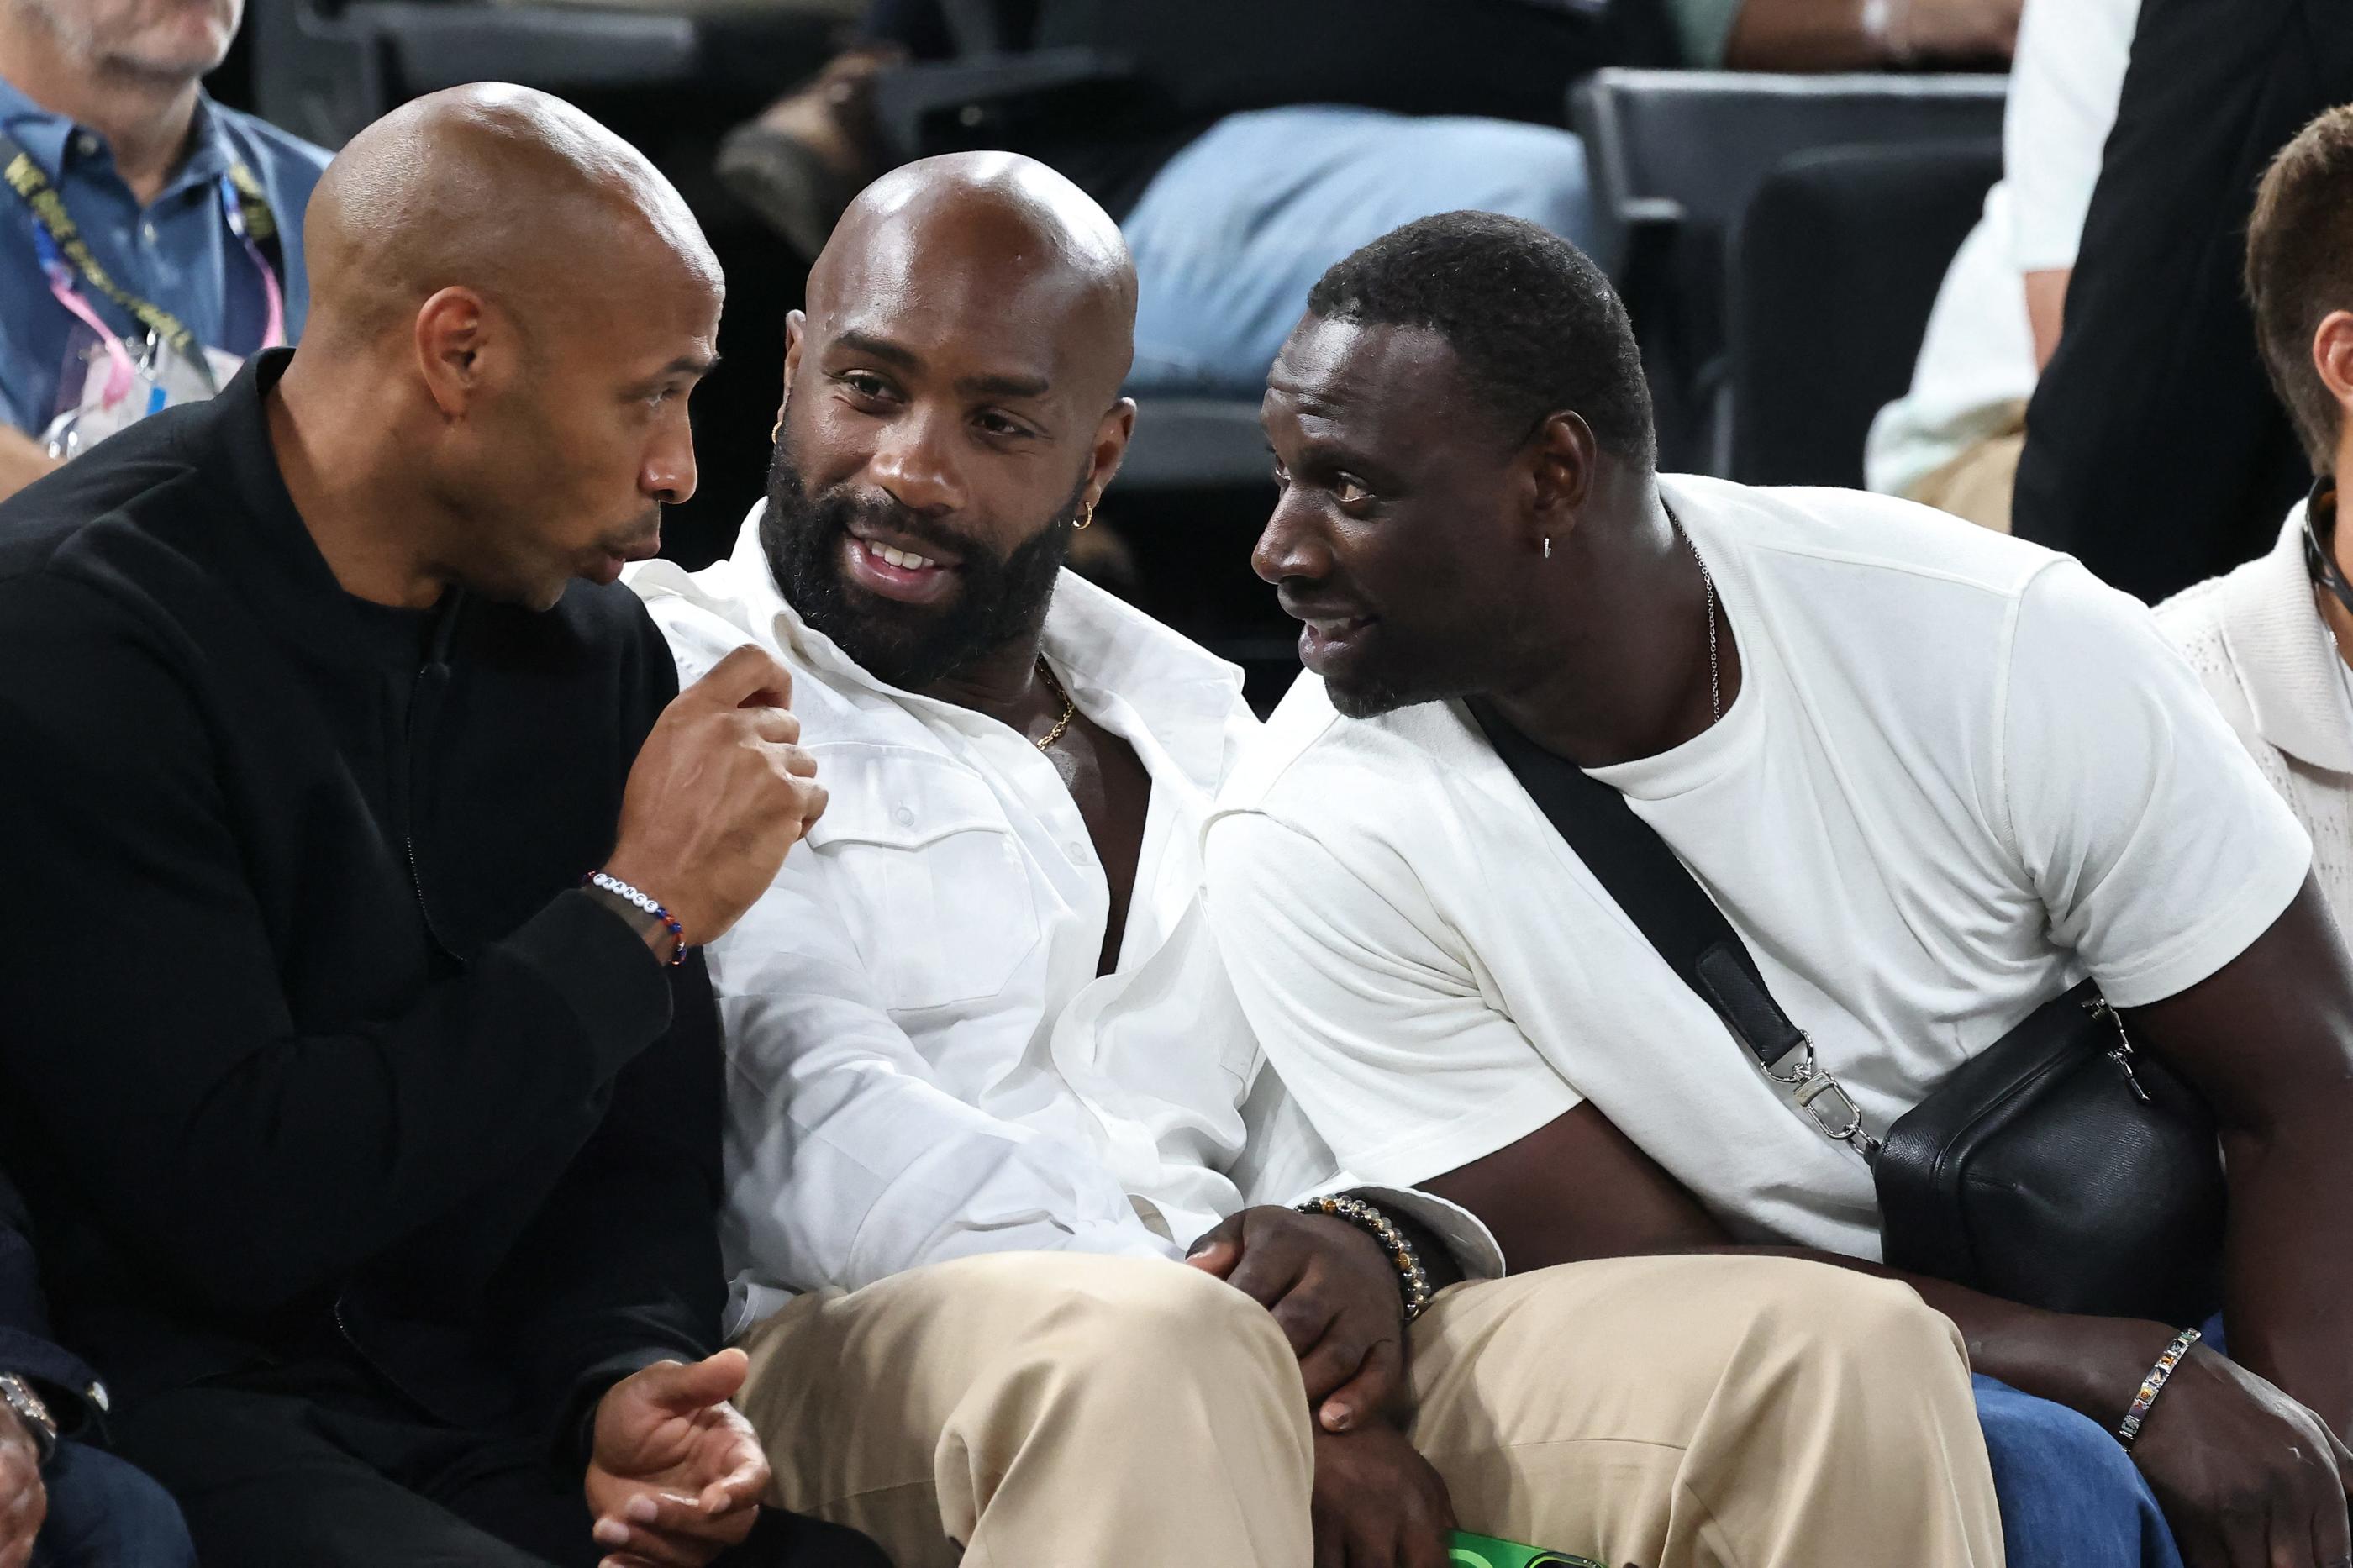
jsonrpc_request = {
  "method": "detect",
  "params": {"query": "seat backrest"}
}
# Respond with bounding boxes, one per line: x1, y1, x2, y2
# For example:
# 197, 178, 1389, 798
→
1727, 139, 2001, 488
1571, 68, 2006, 472
1572, 68, 2008, 277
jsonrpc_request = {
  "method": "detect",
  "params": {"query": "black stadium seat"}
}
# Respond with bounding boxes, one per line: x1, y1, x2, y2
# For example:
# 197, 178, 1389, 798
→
1728, 139, 2002, 489
1571, 67, 2008, 475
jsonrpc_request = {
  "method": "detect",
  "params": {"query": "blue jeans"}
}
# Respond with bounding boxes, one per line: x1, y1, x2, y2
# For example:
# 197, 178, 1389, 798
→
1977, 1376, 2182, 1568
1119, 104, 1594, 395
30, 1440, 197, 1568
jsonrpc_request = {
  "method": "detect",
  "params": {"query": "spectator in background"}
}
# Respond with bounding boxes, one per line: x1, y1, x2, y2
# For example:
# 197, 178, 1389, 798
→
2158, 107, 2353, 934
0, 0, 327, 503
2012, 0, 2353, 602
1, 1169, 194, 1568
719, 0, 2020, 397
1866, 0, 2138, 531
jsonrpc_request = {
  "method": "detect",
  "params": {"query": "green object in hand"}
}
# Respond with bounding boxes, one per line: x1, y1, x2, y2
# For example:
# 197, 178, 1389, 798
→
1446, 1529, 1608, 1568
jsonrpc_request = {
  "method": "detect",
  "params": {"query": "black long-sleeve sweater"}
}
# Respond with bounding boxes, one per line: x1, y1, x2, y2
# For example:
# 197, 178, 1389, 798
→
0, 350, 725, 1457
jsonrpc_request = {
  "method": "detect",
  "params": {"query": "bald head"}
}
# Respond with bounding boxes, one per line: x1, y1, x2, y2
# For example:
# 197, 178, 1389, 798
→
763, 153, 1140, 692
273, 86, 723, 615
303, 82, 720, 350
808, 151, 1136, 405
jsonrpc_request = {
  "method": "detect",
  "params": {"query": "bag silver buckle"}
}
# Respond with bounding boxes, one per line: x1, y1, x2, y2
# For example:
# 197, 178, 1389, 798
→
1764, 1036, 1883, 1159
2087, 997, 2151, 1104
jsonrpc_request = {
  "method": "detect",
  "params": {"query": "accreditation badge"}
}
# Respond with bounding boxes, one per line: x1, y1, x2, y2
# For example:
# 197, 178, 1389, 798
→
40, 324, 245, 460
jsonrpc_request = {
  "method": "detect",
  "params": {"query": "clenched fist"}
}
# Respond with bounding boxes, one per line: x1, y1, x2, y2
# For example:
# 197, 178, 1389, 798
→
605, 645, 828, 945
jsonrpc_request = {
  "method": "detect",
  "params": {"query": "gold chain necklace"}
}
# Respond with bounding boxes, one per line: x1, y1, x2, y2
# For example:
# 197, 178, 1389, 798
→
1033, 656, 1077, 750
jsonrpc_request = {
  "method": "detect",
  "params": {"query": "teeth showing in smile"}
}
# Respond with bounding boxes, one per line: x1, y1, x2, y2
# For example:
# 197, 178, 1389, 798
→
863, 539, 939, 571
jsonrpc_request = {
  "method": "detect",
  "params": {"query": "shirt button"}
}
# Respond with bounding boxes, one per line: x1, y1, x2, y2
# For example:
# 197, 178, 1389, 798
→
1064, 839, 1090, 866
892, 805, 914, 828
75, 133, 98, 157
141, 221, 157, 242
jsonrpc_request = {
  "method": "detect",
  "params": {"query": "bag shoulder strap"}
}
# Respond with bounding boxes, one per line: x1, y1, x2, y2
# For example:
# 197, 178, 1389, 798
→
1464, 697, 1809, 1074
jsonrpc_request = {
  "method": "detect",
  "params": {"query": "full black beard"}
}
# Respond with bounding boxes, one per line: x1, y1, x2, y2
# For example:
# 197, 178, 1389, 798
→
761, 441, 1081, 691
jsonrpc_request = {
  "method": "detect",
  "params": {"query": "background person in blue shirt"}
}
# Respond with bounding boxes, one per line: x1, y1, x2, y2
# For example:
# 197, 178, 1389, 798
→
0, 0, 326, 501
1, 1170, 194, 1568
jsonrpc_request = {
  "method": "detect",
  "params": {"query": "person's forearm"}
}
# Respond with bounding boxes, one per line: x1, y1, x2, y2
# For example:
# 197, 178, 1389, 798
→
2024, 268, 2071, 371
1725, 0, 1892, 71
0, 427, 60, 503
1726, 0, 2019, 71
2209, 1104, 2353, 1436
10, 892, 672, 1315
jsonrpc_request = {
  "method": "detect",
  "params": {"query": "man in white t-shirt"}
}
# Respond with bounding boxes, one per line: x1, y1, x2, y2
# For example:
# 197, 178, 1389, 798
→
1865, 0, 2140, 529
1208, 210, 2353, 1568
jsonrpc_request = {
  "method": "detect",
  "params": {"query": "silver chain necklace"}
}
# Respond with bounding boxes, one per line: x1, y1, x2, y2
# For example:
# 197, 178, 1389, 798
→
1676, 520, 1721, 723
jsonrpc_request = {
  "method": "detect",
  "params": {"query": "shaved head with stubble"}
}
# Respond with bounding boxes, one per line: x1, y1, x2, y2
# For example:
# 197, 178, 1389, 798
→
271, 83, 724, 613
762, 150, 1139, 690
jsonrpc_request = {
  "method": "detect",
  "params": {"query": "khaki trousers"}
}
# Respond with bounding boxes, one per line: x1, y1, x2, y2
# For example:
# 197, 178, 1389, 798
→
1908, 403, 2028, 534
733, 1251, 2003, 1568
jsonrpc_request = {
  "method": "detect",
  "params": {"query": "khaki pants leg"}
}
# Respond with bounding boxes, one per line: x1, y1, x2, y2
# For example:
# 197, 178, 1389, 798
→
1910, 411, 2028, 534
1410, 1254, 2004, 1568
730, 1251, 1313, 1568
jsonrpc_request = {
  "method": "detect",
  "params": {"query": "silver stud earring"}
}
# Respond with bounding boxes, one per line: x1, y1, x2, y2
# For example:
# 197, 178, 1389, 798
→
1543, 538, 1552, 559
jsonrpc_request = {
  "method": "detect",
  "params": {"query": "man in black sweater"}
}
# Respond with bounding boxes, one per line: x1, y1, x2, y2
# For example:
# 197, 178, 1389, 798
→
0, 86, 865, 1567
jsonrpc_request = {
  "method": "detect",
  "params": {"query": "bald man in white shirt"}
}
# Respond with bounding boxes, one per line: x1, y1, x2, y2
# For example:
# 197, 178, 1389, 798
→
626, 152, 2006, 1568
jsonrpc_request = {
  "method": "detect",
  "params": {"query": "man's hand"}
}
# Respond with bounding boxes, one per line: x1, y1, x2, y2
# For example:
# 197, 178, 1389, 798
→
1188, 1205, 1407, 1432
2127, 1342, 2353, 1568
1312, 1423, 1456, 1568
586, 1349, 769, 1568
0, 427, 61, 508
0, 1402, 45, 1568
605, 645, 828, 947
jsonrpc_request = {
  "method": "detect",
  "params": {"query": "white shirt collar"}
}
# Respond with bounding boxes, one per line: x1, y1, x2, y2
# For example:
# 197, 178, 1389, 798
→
2213, 500, 2353, 776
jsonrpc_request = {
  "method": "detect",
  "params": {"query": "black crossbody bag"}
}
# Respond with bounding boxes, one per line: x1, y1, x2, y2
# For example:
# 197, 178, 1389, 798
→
1467, 699, 2226, 1325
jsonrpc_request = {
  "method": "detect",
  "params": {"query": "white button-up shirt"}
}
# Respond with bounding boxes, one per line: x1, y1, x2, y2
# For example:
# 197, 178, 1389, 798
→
630, 508, 1497, 1331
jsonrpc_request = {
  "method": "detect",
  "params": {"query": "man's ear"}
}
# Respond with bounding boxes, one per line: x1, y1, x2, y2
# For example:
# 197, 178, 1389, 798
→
781, 310, 808, 393
1526, 410, 1598, 550
412, 286, 495, 419
1083, 397, 1138, 509
2313, 310, 2353, 430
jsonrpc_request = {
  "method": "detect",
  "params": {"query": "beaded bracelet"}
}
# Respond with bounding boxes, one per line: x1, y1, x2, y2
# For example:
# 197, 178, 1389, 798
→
1295, 1194, 1435, 1323
584, 871, 687, 966
2117, 1326, 2203, 1450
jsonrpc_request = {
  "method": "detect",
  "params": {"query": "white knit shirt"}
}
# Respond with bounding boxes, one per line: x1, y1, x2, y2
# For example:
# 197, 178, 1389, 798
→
2156, 500, 2353, 927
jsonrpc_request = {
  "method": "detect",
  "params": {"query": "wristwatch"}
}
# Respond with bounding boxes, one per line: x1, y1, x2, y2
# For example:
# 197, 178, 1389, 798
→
0, 1373, 56, 1465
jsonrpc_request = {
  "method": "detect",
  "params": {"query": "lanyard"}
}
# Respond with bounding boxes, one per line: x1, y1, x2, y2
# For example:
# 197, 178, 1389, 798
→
1, 127, 287, 394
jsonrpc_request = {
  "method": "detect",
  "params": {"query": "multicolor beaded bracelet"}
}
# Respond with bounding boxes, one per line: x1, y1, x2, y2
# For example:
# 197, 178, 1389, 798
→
2117, 1326, 2203, 1450
1295, 1194, 1435, 1322
585, 871, 687, 966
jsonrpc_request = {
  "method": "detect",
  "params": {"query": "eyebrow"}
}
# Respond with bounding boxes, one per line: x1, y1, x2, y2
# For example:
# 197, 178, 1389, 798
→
1290, 432, 1401, 487
832, 329, 921, 371
655, 352, 720, 381
955, 371, 1052, 401
832, 329, 1051, 402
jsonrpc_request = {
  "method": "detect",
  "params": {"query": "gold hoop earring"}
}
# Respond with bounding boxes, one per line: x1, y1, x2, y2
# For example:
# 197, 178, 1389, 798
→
1075, 500, 1095, 531
770, 415, 784, 444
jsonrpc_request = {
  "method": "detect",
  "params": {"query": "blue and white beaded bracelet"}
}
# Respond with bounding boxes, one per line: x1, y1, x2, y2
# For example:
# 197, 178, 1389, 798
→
585, 871, 687, 966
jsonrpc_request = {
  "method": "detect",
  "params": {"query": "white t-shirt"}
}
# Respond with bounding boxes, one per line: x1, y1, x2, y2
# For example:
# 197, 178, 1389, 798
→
1865, 0, 2140, 499
1204, 476, 2311, 1260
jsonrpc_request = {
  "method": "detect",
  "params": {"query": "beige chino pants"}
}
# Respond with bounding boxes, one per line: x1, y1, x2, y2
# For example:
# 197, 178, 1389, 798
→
732, 1250, 2003, 1568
